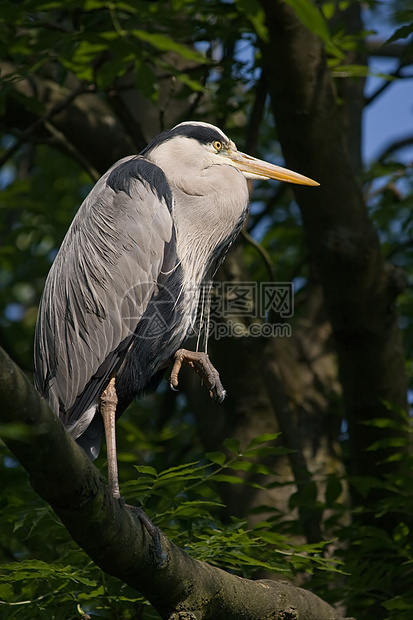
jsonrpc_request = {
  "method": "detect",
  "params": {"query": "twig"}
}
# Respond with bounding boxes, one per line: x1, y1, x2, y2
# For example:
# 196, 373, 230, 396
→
245, 71, 267, 155
44, 122, 100, 182
247, 184, 287, 234
377, 136, 413, 163
364, 62, 411, 106
241, 228, 275, 282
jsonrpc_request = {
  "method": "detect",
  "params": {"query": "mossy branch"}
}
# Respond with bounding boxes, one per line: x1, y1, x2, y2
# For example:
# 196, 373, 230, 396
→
0, 347, 354, 620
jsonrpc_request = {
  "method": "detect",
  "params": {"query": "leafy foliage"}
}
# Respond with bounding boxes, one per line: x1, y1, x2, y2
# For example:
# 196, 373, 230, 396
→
0, 431, 337, 619
307, 410, 413, 620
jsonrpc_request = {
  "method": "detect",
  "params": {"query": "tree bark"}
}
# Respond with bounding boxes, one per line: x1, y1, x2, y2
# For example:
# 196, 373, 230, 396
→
0, 346, 354, 620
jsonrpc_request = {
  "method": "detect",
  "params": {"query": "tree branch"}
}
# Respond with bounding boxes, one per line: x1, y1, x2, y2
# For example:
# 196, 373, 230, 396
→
365, 63, 413, 106
365, 39, 413, 62
377, 135, 413, 162
0, 346, 354, 619
0, 61, 136, 174
0, 81, 95, 171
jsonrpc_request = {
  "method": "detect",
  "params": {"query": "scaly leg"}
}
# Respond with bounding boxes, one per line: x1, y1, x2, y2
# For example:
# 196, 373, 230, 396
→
170, 349, 226, 402
100, 376, 120, 499
100, 377, 166, 565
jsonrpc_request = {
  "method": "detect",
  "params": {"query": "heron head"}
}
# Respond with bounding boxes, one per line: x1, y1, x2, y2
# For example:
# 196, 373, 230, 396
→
143, 121, 319, 187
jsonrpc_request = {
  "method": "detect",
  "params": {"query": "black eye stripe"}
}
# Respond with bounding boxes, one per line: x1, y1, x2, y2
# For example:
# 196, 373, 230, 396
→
141, 124, 230, 156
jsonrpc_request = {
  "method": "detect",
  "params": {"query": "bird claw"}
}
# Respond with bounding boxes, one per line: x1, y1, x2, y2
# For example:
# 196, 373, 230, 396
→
126, 504, 168, 567
170, 349, 226, 402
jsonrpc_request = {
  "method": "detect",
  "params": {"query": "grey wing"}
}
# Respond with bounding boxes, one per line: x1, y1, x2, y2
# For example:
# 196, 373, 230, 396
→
34, 156, 176, 431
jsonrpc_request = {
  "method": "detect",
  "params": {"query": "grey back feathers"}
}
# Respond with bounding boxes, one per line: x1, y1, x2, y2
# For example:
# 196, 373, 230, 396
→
35, 157, 177, 430
34, 122, 250, 458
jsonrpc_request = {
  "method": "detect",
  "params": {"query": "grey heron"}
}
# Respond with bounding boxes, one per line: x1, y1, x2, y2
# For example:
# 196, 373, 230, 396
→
34, 121, 318, 500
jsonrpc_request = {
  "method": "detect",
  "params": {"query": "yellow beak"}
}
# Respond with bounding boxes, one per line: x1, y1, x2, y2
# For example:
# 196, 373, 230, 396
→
228, 149, 319, 186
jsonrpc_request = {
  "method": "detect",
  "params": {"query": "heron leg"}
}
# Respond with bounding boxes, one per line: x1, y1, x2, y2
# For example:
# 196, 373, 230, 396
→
170, 349, 226, 402
100, 378, 167, 565
100, 377, 120, 499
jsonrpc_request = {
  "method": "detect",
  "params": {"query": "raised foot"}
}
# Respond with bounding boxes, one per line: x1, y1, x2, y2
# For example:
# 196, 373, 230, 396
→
170, 349, 226, 402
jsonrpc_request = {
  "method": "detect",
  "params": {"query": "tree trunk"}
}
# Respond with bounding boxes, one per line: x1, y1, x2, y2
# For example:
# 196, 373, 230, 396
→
259, 0, 408, 485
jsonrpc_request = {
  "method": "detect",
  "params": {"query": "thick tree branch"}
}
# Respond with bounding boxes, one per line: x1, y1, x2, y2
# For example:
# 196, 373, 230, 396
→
0, 346, 354, 619
0, 61, 136, 174
365, 39, 413, 62
0, 81, 95, 171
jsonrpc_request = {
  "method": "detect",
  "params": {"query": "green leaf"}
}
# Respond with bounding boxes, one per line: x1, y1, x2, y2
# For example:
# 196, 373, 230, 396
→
234, 0, 269, 42
134, 58, 158, 100
246, 433, 281, 449
228, 459, 255, 472
349, 475, 381, 498
135, 465, 158, 477
383, 594, 413, 611
167, 500, 223, 517
282, 0, 329, 38
243, 445, 292, 458
210, 474, 244, 484
367, 437, 408, 451
386, 24, 413, 45
131, 30, 205, 63
227, 549, 285, 571
223, 438, 240, 455
329, 64, 374, 79
0, 560, 96, 587
176, 73, 206, 93
362, 415, 410, 431
157, 461, 205, 481
206, 451, 226, 466
0, 583, 14, 602
282, 0, 344, 58
321, 2, 336, 20
393, 522, 410, 544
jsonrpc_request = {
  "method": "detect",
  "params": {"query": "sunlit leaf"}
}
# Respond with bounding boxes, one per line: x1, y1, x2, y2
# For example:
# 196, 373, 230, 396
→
131, 30, 205, 62
135, 465, 158, 477
282, 0, 344, 58
246, 432, 281, 448
234, 0, 269, 42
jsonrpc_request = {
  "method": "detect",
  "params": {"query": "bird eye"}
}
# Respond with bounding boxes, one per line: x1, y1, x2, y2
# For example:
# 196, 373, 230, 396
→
213, 140, 223, 152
